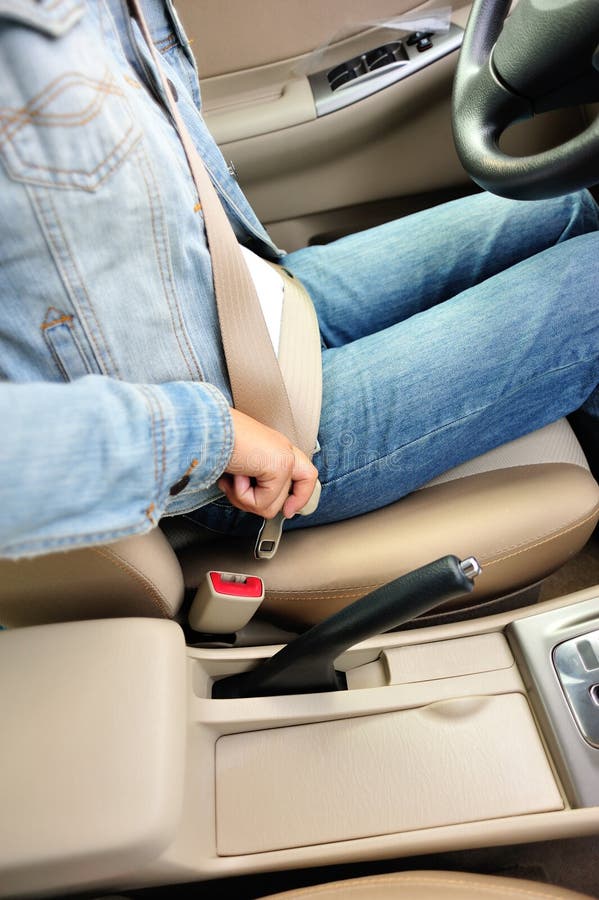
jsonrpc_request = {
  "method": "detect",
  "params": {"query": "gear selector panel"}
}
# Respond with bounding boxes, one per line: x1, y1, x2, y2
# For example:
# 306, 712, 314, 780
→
553, 631, 599, 748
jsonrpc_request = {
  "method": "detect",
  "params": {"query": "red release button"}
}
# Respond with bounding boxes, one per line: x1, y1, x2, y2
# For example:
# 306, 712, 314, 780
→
209, 572, 264, 599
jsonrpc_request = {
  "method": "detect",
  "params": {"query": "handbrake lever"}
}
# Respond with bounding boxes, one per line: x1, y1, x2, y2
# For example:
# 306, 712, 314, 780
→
212, 554, 481, 699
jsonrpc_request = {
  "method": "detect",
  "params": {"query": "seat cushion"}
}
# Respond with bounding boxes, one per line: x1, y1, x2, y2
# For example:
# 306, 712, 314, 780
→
258, 871, 594, 900
180, 421, 599, 628
0, 528, 184, 628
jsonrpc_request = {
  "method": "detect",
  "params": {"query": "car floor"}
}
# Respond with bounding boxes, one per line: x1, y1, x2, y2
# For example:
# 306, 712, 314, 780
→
539, 533, 599, 603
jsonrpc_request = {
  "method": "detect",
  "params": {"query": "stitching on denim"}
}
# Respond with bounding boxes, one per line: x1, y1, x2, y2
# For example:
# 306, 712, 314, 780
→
0, 81, 123, 140
41, 312, 73, 330
67, 319, 102, 375
47, 189, 122, 375
0, 69, 109, 120
31, 189, 108, 374
200, 385, 234, 486
154, 30, 175, 44
162, 494, 221, 515
138, 385, 160, 488
140, 383, 168, 497
145, 503, 157, 526
41, 307, 75, 380
2, 94, 138, 183
0, 70, 123, 138
1, 131, 141, 193
43, 331, 71, 381
30, 188, 121, 377
7, 120, 138, 179
0, 69, 142, 190
136, 142, 203, 381
41, 308, 100, 380
156, 35, 177, 53
6, 519, 154, 556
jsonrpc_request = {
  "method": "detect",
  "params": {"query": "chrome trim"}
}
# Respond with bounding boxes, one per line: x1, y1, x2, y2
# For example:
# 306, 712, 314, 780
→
508, 595, 599, 808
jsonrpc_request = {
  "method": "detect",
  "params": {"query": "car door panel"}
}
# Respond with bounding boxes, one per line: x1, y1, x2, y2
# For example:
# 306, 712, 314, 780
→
183, 0, 461, 78
176, 1, 587, 250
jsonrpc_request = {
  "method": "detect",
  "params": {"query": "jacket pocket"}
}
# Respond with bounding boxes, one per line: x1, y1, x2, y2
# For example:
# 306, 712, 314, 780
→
42, 307, 102, 381
0, 0, 141, 191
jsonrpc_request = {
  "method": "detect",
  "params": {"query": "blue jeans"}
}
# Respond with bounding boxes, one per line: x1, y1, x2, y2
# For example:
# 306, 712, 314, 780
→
191, 189, 599, 536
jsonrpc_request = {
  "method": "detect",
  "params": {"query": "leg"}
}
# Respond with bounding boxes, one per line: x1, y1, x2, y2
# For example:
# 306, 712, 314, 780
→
283, 190, 599, 347
287, 230, 599, 528
188, 192, 598, 538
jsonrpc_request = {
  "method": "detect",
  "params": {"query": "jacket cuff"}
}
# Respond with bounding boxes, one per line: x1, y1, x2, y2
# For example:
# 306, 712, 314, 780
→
147, 381, 234, 517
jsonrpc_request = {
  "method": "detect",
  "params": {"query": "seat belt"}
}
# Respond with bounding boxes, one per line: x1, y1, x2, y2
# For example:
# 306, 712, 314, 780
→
128, 0, 321, 556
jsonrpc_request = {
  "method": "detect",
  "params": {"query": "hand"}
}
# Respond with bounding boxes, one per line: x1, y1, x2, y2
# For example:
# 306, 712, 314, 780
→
218, 408, 318, 519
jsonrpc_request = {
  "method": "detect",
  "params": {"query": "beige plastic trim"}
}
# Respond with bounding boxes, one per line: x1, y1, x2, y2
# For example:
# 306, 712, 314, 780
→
202, 74, 316, 145
129, 586, 599, 893
346, 632, 514, 689
0, 619, 187, 899
196, 4, 585, 239
5, 587, 599, 896
216, 694, 563, 855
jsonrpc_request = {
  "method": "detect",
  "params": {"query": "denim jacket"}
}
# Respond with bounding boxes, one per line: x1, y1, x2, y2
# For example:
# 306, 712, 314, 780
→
0, 0, 284, 557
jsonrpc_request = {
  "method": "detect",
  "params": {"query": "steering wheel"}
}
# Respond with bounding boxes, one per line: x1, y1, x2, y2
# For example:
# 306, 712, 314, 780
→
452, 0, 599, 199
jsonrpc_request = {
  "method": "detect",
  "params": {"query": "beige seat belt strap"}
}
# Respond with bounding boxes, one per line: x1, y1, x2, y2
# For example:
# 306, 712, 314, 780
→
128, 0, 321, 556
129, 0, 300, 449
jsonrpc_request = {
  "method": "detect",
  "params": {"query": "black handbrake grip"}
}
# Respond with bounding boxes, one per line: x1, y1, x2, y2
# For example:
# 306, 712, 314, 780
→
212, 554, 481, 699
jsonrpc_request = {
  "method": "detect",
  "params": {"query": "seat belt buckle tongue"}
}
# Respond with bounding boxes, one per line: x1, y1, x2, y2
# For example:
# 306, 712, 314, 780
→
254, 480, 322, 560
188, 570, 265, 634
255, 512, 285, 560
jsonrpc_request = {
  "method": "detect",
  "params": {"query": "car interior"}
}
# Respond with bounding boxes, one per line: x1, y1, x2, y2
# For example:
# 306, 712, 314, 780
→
2, 0, 599, 898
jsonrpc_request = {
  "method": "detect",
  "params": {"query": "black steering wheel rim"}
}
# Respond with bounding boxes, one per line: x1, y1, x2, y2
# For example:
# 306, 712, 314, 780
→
452, 0, 599, 200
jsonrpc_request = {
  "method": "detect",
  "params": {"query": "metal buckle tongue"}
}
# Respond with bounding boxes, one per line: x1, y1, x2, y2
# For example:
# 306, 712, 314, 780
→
254, 480, 322, 560
255, 511, 285, 560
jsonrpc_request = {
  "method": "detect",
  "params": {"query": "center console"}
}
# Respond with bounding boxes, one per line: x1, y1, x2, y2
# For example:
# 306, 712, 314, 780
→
2, 584, 599, 898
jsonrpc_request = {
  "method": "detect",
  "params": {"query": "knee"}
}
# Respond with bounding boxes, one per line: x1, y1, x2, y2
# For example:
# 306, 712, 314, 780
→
562, 188, 599, 235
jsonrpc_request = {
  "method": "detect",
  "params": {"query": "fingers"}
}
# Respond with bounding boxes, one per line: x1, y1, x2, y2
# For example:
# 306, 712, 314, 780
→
220, 409, 320, 519
283, 449, 319, 518
219, 469, 293, 518
219, 447, 318, 519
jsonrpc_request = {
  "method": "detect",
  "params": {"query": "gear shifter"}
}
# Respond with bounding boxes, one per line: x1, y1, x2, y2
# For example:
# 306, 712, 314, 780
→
212, 554, 481, 699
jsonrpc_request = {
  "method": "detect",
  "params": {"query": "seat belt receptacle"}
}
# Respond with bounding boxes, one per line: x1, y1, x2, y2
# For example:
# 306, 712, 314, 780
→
189, 571, 265, 634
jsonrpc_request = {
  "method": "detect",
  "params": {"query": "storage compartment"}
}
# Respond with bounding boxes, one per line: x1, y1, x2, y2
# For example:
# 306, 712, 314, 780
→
0, 618, 187, 898
216, 692, 563, 855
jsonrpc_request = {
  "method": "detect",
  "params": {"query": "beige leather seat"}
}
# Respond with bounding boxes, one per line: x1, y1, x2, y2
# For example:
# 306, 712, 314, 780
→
258, 871, 595, 900
1, 419, 598, 629
181, 419, 599, 627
